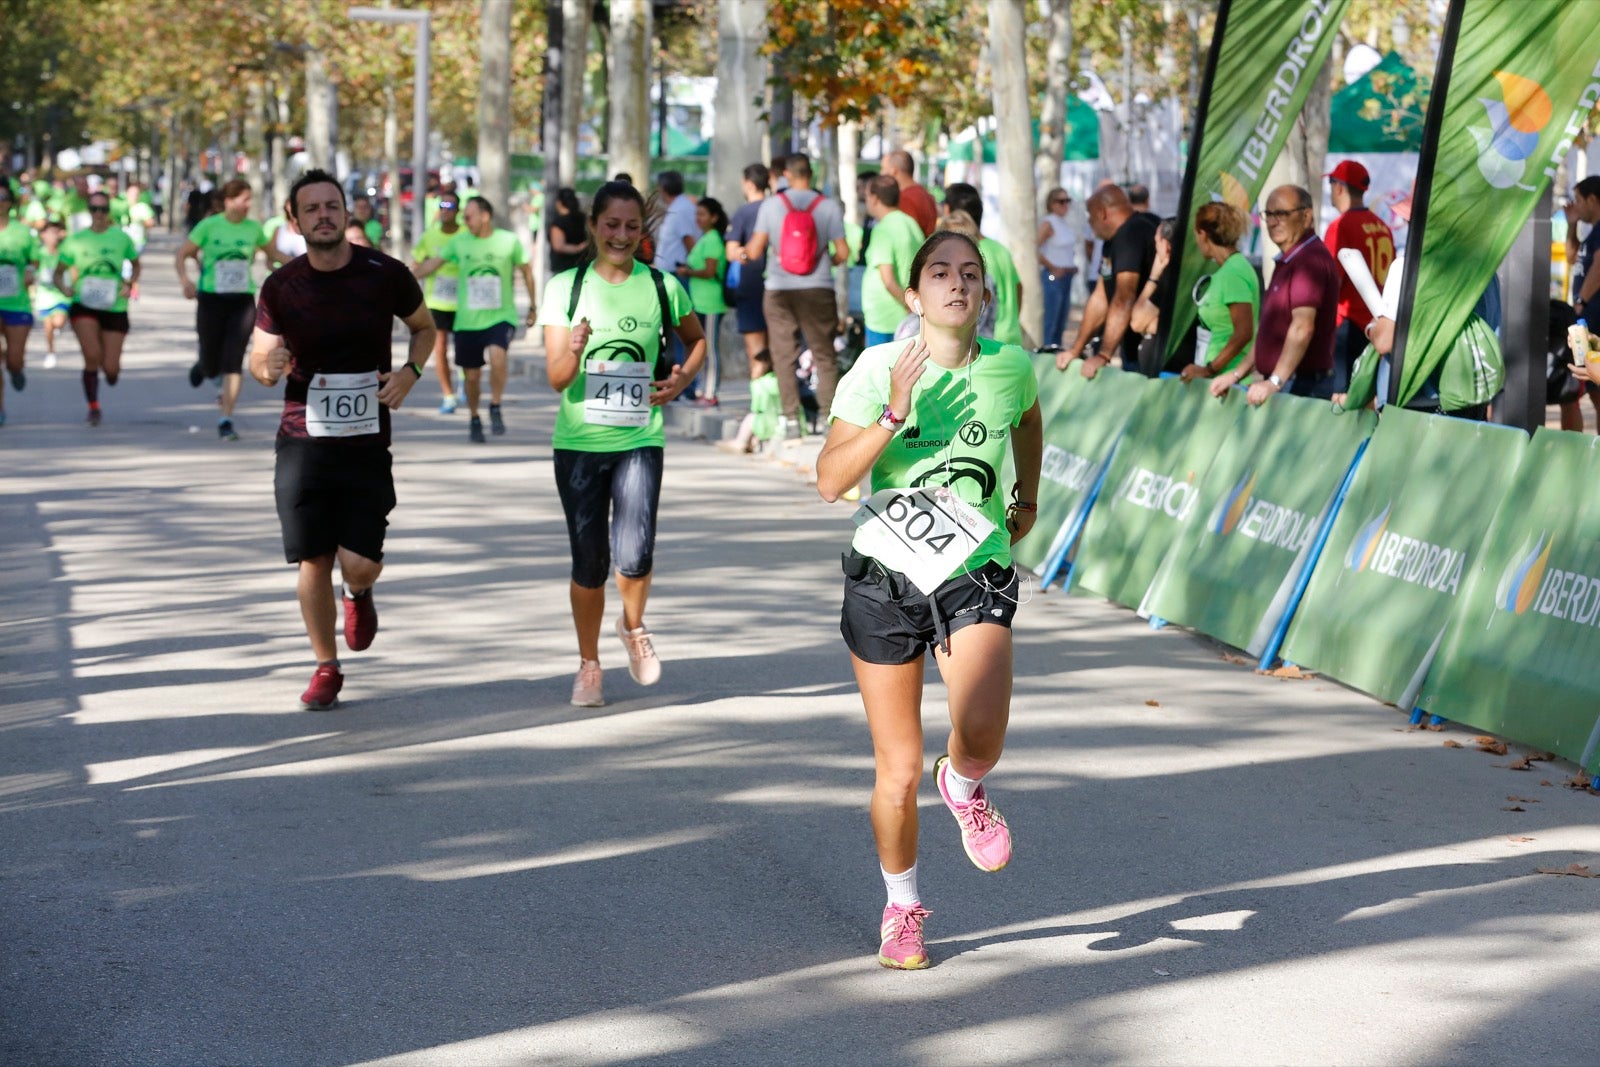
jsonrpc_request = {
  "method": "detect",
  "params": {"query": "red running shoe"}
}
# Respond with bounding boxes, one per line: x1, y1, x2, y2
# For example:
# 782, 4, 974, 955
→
344, 589, 378, 651
300, 663, 344, 710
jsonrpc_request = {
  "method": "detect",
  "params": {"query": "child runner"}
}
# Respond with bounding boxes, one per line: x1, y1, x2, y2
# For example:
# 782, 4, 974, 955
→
816, 231, 1043, 970
34, 220, 69, 369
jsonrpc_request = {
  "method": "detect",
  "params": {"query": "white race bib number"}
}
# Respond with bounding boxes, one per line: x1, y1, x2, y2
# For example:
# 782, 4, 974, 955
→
213, 259, 251, 294
432, 275, 458, 304
466, 274, 501, 311
851, 487, 997, 595
1194, 326, 1212, 365
0, 265, 19, 299
306, 371, 380, 437
583, 360, 651, 427
79, 276, 118, 310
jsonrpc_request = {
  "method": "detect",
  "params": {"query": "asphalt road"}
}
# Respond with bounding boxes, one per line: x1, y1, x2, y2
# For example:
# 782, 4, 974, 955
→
2, 235, 1598, 1067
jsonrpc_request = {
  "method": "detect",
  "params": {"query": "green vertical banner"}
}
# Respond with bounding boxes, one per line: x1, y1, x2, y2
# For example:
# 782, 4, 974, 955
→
1011, 367, 1150, 576
1165, 0, 1351, 362
1419, 431, 1600, 774
1071, 378, 1243, 608
1390, 0, 1600, 403
1281, 409, 1527, 704
1141, 396, 1375, 656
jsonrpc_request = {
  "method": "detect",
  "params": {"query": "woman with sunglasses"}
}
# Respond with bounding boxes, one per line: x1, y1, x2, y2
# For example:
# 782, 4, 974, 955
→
1036, 187, 1081, 351
54, 191, 140, 426
817, 231, 1043, 970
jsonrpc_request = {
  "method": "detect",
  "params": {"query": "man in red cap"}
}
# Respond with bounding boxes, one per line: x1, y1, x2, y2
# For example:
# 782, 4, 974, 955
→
1323, 160, 1395, 392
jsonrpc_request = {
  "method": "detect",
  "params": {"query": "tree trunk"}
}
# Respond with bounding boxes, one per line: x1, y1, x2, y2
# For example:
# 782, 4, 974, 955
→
988, 0, 1043, 342
270, 80, 290, 208
768, 63, 794, 160
383, 77, 401, 247
836, 118, 859, 315
1034, 0, 1071, 209
539, 0, 564, 295
557, 0, 590, 187
244, 81, 267, 221
478, 0, 513, 215
304, 49, 336, 173
607, 0, 652, 183
708, 0, 766, 208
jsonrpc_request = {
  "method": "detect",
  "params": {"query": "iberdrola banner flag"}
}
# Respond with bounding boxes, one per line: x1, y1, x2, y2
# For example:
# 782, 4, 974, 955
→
1164, 0, 1350, 362
1390, 0, 1600, 403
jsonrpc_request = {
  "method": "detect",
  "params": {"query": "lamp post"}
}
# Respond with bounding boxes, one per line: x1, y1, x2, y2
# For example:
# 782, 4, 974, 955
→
348, 6, 430, 254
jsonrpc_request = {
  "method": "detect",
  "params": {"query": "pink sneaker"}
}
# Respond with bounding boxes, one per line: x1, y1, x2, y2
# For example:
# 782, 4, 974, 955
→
570, 659, 604, 707
934, 755, 1012, 872
615, 617, 661, 685
878, 902, 932, 969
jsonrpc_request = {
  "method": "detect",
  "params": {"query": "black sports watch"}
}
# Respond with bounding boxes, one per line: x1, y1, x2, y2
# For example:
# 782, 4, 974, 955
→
405, 361, 424, 378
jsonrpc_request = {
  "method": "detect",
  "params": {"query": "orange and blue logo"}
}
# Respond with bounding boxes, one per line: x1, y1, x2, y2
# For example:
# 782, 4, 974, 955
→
1210, 471, 1256, 535
1469, 71, 1553, 190
1345, 504, 1392, 572
1496, 533, 1552, 615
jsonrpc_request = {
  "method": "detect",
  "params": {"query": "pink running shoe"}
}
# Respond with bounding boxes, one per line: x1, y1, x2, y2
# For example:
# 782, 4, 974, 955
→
878, 902, 932, 970
934, 755, 1012, 872
615, 617, 661, 685
570, 659, 604, 707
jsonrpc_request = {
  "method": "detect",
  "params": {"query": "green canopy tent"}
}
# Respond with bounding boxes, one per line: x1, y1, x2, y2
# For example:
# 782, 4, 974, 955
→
948, 95, 1102, 163
1330, 52, 1427, 153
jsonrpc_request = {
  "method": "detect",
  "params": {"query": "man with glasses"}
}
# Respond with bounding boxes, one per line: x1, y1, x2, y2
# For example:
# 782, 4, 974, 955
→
1209, 185, 1340, 406
412, 193, 464, 412
54, 192, 140, 426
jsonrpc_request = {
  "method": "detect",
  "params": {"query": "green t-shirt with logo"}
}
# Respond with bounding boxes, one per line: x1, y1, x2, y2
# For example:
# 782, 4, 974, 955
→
442, 227, 526, 331
831, 336, 1039, 577
188, 214, 268, 295
536, 261, 694, 453
0, 223, 42, 314
862, 210, 924, 333
978, 236, 1024, 347
1195, 252, 1261, 372
685, 230, 727, 314
34, 247, 67, 310
60, 227, 139, 313
414, 224, 461, 311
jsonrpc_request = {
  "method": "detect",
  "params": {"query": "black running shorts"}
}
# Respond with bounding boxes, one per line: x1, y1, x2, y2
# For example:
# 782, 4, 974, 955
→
68, 304, 130, 333
453, 322, 515, 369
841, 554, 1019, 665
196, 292, 257, 378
273, 438, 395, 563
430, 308, 456, 334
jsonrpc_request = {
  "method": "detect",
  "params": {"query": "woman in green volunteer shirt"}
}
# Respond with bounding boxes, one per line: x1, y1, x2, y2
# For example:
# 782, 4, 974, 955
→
537, 181, 705, 708
176, 179, 277, 440
675, 196, 729, 405
55, 191, 140, 427
1169, 203, 1258, 382
816, 230, 1043, 971
0, 184, 42, 427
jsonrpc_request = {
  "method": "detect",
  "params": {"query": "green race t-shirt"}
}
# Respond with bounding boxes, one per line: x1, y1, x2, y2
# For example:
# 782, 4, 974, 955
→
0, 223, 42, 314
831, 336, 1039, 579
59, 227, 138, 313
34, 247, 67, 310
862, 210, 923, 333
978, 236, 1024, 347
537, 261, 694, 453
686, 230, 728, 314
363, 218, 384, 246
188, 214, 267, 295
1195, 252, 1261, 371
414, 224, 461, 311
443, 227, 526, 331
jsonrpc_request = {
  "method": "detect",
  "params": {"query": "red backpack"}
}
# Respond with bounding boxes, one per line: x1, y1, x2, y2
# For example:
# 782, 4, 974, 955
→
776, 192, 822, 275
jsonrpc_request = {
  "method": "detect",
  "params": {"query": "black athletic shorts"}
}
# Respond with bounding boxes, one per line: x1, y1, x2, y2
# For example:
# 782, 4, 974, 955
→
454, 322, 515, 369
841, 552, 1019, 664
273, 437, 395, 563
68, 304, 130, 333
196, 292, 256, 378
430, 308, 455, 334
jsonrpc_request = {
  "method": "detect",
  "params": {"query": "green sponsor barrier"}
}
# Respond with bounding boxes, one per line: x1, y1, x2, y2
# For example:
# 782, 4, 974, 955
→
1011, 364, 1149, 576
1281, 408, 1526, 706
1071, 377, 1243, 608
1418, 430, 1600, 775
1141, 393, 1376, 656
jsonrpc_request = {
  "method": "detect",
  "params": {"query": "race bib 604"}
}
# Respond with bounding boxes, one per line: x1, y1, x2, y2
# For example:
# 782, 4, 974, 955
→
850, 487, 996, 594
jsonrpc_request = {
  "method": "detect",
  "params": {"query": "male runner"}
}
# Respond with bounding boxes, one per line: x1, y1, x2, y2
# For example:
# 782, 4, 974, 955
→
414, 196, 534, 442
411, 192, 463, 413
248, 168, 435, 710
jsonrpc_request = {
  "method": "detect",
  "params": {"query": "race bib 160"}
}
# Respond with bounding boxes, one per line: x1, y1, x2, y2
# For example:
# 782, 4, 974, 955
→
306, 371, 380, 437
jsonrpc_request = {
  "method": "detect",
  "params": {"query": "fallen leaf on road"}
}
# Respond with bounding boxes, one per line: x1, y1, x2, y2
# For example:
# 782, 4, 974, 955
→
1152, 968, 1173, 977
1443, 740, 1463, 749
1258, 664, 1316, 679
1507, 795, 1538, 804
1144, 699, 1161, 707
1541, 780, 1554, 787
1473, 737, 1509, 756
1424, 723, 1444, 732
1508, 755, 1534, 770
1507, 836, 1535, 843
1220, 653, 1251, 665
1502, 805, 1526, 812
1536, 864, 1599, 878
1566, 774, 1596, 790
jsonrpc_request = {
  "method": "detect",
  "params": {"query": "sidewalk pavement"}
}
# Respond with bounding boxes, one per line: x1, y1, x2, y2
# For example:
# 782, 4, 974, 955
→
2, 235, 1598, 1066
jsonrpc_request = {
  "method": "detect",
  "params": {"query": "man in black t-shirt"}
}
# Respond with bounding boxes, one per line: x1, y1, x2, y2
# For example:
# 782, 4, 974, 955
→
1058, 185, 1156, 377
249, 168, 436, 710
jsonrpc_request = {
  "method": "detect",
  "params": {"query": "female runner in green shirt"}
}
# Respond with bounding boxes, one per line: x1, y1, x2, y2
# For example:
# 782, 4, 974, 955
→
817, 231, 1043, 970
538, 181, 706, 708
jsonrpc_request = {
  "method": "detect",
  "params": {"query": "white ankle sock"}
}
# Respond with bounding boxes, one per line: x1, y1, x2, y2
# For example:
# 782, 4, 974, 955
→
882, 864, 919, 907
943, 763, 983, 803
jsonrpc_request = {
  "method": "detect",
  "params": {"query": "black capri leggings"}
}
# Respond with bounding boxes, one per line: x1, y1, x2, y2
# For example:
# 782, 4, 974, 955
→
553, 446, 664, 588
196, 292, 257, 378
